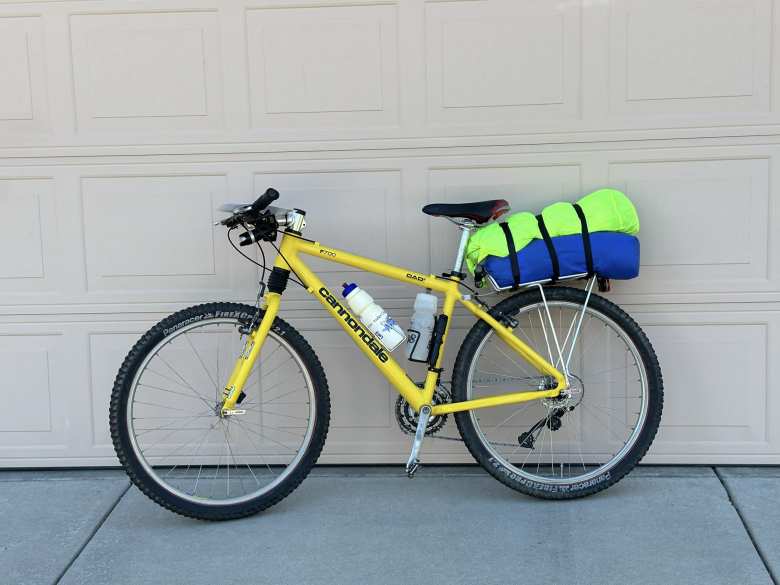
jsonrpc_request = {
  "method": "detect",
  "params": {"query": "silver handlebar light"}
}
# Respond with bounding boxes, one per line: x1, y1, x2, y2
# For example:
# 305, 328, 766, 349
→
269, 206, 306, 233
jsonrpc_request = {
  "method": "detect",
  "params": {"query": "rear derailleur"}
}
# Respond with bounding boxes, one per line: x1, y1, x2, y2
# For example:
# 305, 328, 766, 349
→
517, 409, 566, 449
518, 374, 584, 449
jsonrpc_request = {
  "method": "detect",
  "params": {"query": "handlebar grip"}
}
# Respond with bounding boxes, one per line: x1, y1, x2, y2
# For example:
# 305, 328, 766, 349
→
251, 188, 280, 212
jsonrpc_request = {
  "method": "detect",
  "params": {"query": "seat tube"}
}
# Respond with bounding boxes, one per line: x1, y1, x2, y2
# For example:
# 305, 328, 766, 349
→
452, 221, 474, 274
421, 286, 458, 403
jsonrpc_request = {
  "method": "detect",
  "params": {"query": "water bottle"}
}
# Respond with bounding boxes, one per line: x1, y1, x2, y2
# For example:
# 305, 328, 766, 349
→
406, 292, 438, 362
341, 283, 406, 351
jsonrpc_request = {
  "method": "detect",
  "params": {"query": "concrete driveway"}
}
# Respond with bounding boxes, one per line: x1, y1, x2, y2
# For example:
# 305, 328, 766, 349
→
1, 466, 778, 585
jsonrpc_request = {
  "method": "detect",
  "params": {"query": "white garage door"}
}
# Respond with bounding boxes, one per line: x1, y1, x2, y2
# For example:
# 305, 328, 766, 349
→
1, 0, 778, 467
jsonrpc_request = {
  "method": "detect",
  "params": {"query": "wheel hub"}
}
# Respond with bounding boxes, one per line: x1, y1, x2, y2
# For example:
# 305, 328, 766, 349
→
542, 373, 584, 411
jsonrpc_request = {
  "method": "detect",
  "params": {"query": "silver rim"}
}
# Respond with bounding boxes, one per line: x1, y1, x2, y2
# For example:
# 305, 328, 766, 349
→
467, 301, 649, 485
126, 318, 316, 506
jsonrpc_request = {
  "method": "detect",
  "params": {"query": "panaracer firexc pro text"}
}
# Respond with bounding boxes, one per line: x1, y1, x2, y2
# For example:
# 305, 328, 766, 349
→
110, 187, 663, 520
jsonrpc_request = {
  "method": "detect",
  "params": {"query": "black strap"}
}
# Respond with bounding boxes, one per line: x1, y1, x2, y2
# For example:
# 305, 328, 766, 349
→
572, 203, 594, 276
499, 222, 521, 289
535, 214, 559, 283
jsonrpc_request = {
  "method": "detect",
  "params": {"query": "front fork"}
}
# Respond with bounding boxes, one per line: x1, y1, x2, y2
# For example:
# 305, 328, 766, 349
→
220, 292, 282, 414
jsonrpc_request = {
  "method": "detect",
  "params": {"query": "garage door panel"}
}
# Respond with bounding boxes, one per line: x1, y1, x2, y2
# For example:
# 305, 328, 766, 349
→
425, 0, 582, 128
246, 3, 399, 132
0, 15, 48, 137
0, 178, 62, 296
0, 330, 84, 458
0, 346, 52, 433
609, 0, 772, 118
647, 321, 768, 447
609, 157, 771, 294
80, 174, 234, 294
0, 179, 46, 280
69, 11, 224, 133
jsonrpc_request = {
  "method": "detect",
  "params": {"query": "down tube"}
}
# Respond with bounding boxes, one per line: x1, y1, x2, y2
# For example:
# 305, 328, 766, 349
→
277, 258, 427, 411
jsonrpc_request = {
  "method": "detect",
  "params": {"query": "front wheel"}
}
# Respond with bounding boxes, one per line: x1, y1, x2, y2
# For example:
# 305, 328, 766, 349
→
110, 302, 330, 520
453, 286, 663, 499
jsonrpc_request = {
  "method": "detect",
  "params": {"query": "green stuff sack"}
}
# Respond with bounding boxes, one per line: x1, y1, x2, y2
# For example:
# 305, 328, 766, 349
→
464, 188, 639, 273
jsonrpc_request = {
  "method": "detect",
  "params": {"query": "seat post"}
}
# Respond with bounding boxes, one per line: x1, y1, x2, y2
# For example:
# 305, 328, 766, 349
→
452, 220, 475, 275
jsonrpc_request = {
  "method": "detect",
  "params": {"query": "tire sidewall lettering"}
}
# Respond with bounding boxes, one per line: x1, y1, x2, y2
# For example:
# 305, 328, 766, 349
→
163, 309, 285, 337
487, 457, 611, 493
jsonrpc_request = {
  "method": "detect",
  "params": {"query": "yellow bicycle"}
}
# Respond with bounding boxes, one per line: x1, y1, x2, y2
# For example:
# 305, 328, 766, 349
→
111, 188, 663, 520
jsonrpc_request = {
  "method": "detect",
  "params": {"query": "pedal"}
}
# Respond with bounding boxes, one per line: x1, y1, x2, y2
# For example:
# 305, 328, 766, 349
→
405, 405, 431, 479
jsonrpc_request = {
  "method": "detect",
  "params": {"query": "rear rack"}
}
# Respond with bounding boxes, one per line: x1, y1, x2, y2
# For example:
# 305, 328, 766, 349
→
485, 272, 589, 292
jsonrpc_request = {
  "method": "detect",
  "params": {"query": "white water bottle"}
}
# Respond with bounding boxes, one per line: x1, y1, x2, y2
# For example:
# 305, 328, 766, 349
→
406, 292, 438, 362
341, 283, 406, 351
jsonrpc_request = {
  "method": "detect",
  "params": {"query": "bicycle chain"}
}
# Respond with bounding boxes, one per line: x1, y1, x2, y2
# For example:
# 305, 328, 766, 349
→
395, 411, 538, 449
394, 384, 520, 447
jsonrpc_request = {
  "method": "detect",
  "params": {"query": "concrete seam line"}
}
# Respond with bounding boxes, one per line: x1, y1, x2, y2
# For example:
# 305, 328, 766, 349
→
713, 467, 778, 585
53, 481, 131, 585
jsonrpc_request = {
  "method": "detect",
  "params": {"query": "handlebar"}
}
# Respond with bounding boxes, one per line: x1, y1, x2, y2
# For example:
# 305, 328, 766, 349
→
220, 187, 279, 228
218, 187, 306, 243
250, 188, 279, 213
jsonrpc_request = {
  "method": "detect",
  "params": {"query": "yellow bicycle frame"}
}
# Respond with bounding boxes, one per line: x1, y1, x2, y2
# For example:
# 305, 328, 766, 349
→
221, 233, 567, 416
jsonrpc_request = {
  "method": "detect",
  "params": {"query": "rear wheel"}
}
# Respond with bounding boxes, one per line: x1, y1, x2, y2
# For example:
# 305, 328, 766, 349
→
453, 286, 662, 499
110, 302, 330, 520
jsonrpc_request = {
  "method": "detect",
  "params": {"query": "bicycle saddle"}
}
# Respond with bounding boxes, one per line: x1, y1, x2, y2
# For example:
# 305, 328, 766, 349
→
422, 199, 510, 224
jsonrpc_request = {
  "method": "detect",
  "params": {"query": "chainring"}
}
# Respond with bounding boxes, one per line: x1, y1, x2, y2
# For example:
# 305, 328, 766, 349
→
395, 384, 451, 437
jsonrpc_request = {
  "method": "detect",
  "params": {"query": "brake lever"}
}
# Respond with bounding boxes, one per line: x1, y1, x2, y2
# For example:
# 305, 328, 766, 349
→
218, 215, 242, 228
216, 203, 254, 227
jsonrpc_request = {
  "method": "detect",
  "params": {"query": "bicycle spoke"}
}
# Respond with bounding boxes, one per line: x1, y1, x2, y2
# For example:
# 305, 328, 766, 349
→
535, 307, 554, 365
491, 340, 537, 380
133, 400, 194, 413
241, 408, 309, 422
137, 382, 209, 403
139, 412, 209, 454
158, 420, 221, 481
232, 419, 298, 453
156, 353, 212, 410
184, 332, 218, 392
234, 418, 306, 439
215, 330, 222, 403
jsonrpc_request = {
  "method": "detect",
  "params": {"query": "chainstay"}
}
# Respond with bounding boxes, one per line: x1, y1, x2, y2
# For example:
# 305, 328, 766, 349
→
396, 382, 523, 448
